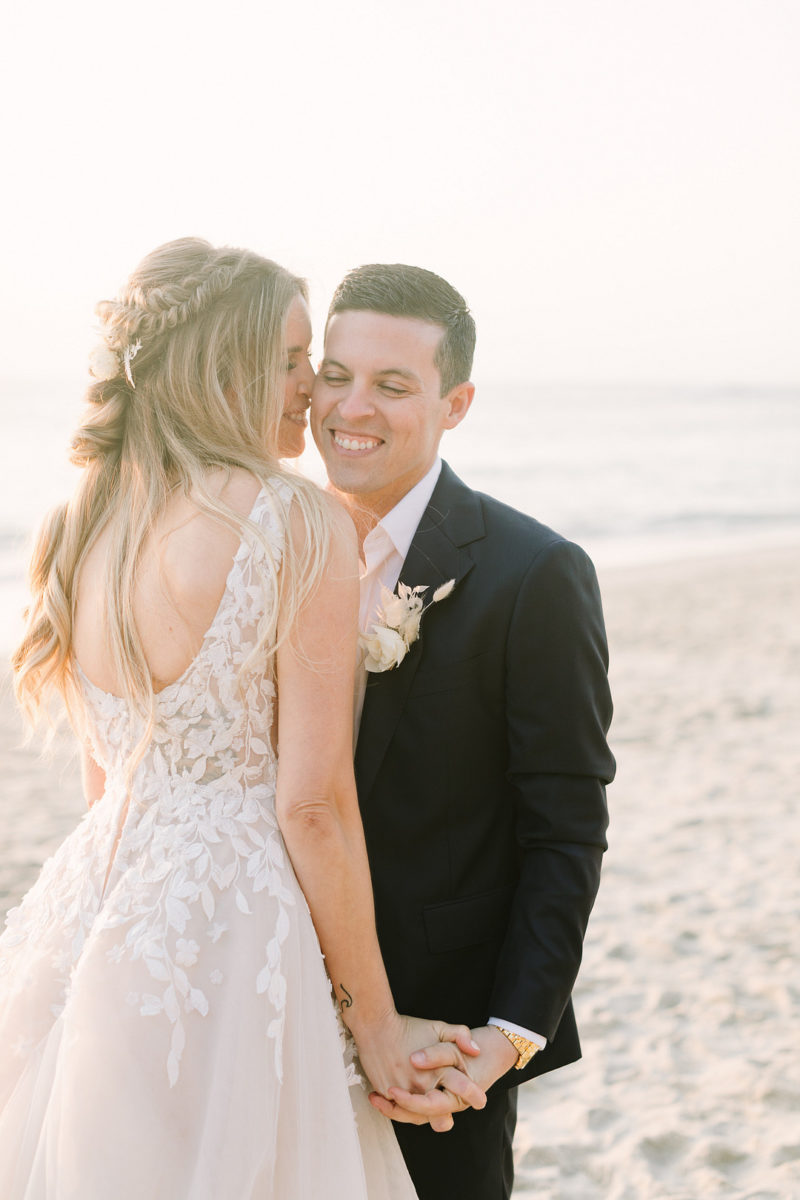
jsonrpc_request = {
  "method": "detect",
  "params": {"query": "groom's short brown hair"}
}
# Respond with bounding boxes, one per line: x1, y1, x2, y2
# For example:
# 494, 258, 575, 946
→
327, 264, 476, 396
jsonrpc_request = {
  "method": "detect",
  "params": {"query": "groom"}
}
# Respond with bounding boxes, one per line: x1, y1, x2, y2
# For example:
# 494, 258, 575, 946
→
311, 265, 615, 1200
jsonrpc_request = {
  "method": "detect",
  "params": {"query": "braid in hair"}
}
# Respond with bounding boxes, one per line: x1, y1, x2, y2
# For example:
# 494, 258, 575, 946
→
97, 252, 247, 351
70, 379, 129, 466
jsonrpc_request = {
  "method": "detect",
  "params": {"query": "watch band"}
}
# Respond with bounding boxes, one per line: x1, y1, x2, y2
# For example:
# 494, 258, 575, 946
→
495, 1026, 540, 1070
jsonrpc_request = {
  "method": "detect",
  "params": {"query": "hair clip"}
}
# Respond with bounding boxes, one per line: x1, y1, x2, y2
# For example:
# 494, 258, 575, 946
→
123, 340, 143, 389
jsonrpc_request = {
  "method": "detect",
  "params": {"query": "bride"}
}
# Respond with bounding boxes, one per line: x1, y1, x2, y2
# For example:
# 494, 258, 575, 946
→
0, 239, 483, 1198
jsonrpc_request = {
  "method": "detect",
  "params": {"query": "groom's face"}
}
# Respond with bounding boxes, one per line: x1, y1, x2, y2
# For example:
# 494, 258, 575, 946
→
312, 310, 470, 518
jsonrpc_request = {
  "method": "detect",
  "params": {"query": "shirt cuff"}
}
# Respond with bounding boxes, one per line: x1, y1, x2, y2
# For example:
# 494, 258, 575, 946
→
487, 1017, 547, 1050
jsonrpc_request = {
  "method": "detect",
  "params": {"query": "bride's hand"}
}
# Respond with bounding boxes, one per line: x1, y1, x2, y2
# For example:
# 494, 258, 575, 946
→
352, 1012, 487, 1132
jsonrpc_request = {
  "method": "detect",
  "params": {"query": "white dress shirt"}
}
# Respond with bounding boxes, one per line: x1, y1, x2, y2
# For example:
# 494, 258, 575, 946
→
355, 459, 444, 726
355, 459, 546, 1055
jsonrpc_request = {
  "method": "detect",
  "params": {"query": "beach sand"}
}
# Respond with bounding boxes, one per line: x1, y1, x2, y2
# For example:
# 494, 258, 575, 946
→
513, 547, 800, 1199
1, 546, 799, 1198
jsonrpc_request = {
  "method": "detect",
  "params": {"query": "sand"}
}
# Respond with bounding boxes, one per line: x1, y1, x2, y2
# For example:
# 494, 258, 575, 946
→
513, 547, 800, 1199
2, 546, 799, 1198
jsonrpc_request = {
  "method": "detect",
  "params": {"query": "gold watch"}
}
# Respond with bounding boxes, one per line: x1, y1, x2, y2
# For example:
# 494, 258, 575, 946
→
495, 1026, 540, 1070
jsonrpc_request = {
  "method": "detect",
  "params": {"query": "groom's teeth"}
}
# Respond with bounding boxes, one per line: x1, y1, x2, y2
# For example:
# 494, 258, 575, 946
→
334, 434, 379, 451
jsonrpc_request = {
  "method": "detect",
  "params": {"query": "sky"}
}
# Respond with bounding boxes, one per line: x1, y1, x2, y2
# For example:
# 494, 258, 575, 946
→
1, 0, 798, 389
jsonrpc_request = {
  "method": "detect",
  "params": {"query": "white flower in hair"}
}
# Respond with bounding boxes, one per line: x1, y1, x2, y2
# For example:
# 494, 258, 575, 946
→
88, 343, 120, 382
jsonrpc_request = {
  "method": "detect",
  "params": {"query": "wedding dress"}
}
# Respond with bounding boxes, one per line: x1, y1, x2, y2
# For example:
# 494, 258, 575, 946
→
0, 481, 417, 1200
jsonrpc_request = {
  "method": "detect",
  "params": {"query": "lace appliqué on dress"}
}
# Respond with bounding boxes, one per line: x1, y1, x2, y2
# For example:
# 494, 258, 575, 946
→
0, 483, 299, 1087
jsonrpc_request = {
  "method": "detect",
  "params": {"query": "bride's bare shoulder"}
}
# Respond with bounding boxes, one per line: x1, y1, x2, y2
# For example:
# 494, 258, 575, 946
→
286, 485, 358, 562
210, 466, 264, 517
158, 468, 263, 590
196, 466, 263, 519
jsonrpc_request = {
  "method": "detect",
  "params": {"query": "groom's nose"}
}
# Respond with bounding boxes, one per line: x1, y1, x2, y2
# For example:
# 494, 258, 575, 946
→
336, 382, 376, 421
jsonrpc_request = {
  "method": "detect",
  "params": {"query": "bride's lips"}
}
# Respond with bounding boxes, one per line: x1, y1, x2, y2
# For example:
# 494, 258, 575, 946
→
330, 429, 383, 455
283, 408, 308, 426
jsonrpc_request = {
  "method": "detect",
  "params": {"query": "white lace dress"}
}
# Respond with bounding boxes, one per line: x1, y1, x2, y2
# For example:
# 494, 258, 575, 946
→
0, 482, 417, 1200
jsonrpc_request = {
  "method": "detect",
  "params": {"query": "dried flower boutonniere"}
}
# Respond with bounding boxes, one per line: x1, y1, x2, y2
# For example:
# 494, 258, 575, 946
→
359, 579, 456, 673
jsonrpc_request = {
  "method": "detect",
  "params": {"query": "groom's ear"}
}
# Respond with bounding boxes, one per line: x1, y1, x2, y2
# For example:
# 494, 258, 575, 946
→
442, 381, 474, 430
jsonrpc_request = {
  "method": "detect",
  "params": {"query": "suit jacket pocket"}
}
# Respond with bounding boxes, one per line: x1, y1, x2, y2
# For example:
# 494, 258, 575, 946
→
423, 884, 515, 955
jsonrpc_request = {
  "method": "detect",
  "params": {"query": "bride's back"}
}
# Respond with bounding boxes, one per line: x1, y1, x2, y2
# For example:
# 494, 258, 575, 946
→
72, 469, 263, 697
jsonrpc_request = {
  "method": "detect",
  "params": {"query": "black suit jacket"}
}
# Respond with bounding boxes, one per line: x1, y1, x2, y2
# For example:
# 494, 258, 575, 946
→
355, 462, 615, 1085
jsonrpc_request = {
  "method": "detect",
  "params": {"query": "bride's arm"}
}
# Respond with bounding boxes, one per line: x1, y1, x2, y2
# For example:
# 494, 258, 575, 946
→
275, 498, 392, 1030
275, 498, 484, 1119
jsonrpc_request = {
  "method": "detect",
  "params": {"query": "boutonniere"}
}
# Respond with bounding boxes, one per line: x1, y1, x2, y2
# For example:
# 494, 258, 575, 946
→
359, 579, 456, 673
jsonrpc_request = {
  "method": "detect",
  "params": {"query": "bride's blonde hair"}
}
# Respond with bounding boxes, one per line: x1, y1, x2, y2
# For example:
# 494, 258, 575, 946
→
13, 237, 330, 739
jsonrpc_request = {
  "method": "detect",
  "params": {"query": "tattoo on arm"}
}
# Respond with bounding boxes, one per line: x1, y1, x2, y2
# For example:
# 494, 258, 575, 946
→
339, 984, 353, 1009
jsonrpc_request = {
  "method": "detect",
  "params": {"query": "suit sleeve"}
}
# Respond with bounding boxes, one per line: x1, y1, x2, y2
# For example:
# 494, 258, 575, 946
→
488, 537, 615, 1079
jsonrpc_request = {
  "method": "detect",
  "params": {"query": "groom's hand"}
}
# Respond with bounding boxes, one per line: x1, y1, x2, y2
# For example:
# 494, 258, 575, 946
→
355, 1015, 487, 1132
369, 1025, 518, 1132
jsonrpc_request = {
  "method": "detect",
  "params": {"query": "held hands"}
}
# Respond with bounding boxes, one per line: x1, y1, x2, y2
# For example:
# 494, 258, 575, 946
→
352, 1012, 489, 1133
368, 1024, 520, 1132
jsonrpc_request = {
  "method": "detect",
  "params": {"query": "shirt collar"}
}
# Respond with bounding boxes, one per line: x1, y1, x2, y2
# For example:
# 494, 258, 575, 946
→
367, 458, 442, 562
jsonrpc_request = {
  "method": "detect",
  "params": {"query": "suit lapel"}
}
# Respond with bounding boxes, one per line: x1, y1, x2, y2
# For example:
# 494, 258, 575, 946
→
355, 463, 484, 801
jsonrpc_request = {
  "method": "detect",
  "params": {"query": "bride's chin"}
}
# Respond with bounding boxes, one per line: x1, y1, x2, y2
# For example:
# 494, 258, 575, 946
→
278, 431, 305, 459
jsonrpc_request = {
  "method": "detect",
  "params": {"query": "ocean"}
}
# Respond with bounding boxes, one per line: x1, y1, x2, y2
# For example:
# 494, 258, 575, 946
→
1, 378, 799, 654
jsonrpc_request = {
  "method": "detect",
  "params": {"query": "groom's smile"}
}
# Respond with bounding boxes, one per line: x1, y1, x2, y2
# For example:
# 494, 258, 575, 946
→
311, 310, 471, 521
331, 431, 384, 454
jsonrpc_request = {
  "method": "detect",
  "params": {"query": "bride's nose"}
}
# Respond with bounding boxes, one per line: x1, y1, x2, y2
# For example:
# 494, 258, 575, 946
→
300, 357, 315, 390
